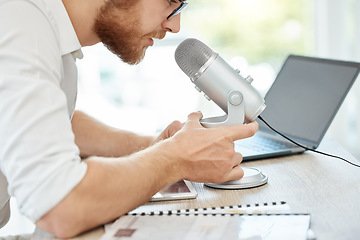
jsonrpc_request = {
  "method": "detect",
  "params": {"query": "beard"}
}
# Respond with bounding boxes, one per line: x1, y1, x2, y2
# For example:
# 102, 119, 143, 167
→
93, 0, 166, 65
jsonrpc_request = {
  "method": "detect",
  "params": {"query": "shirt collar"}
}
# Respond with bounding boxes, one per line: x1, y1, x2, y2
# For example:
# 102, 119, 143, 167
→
47, 0, 83, 59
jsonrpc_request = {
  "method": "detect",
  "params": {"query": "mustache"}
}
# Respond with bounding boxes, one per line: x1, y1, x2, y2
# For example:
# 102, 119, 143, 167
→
144, 30, 167, 40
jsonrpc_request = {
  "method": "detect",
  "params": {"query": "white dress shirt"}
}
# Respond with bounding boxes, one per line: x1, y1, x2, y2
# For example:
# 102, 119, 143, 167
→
0, 0, 87, 225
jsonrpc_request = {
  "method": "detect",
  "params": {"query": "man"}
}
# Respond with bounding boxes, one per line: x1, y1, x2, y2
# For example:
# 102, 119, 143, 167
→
0, 0, 258, 237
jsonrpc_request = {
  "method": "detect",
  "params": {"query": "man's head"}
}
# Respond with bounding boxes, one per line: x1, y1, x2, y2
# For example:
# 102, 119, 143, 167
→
93, 0, 186, 65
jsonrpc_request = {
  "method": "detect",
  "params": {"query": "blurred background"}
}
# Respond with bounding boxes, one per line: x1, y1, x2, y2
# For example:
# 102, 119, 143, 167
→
1, 0, 360, 236
76, 0, 360, 159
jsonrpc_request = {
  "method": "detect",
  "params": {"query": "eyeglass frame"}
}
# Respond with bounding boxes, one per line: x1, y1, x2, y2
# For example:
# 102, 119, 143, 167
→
167, 0, 188, 20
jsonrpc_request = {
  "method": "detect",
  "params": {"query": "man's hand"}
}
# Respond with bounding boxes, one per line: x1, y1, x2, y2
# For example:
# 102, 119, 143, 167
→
152, 120, 183, 144
165, 111, 259, 184
37, 111, 257, 238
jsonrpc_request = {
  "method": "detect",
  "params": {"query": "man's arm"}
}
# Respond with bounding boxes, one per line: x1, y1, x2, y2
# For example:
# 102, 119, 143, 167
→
36, 147, 179, 238
36, 112, 258, 238
71, 110, 155, 158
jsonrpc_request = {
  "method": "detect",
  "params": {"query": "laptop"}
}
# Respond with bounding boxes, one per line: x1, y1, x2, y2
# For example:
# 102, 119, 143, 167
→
235, 54, 360, 161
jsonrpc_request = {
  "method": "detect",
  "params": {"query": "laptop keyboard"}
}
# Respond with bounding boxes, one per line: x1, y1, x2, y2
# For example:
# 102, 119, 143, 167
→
236, 134, 298, 153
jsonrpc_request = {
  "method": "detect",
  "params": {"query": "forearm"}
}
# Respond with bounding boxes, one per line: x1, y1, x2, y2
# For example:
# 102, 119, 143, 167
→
36, 113, 258, 238
36, 142, 179, 238
71, 110, 154, 158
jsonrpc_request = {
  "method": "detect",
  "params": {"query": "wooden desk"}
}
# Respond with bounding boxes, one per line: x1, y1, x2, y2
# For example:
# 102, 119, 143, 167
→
54, 137, 360, 239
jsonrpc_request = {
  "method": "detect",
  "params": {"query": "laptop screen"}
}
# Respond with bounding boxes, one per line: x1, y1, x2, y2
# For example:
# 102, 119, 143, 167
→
259, 55, 360, 146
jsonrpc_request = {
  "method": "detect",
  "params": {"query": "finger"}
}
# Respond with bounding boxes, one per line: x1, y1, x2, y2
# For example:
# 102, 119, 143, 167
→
187, 111, 203, 121
225, 165, 245, 181
223, 121, 259, 141
183, 111, 203, 128
180, 121, 186, 127
232, 152, 243, 167
220, 153, 243, 182
153, 121, 183, 143
167, 120, 183, 137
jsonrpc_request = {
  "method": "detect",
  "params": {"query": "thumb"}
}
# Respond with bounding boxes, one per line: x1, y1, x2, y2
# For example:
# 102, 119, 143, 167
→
153, 120, 183, 143
182, 111, 204, 129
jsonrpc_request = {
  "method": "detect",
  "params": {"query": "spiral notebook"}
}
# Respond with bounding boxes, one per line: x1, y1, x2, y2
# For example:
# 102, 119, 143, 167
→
102, 202, 313, 240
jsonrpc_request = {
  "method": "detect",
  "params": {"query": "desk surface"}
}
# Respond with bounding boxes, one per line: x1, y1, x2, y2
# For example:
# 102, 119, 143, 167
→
9, 137, 360, 240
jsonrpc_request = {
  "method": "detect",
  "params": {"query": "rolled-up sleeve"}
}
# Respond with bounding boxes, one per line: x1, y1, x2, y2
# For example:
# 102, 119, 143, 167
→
0, 0, 87, 222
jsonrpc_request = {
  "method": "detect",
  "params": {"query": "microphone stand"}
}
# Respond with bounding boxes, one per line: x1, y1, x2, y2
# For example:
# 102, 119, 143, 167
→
201, 91, 268, 190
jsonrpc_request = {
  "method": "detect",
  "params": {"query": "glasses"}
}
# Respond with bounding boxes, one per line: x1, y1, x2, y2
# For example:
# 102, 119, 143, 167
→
167, 0, 188, 20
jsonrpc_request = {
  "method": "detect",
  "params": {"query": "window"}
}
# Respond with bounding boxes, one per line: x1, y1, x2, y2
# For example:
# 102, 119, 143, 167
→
314, 0, 360, 159
77, 0, 360, 158
77, 0, 314, 133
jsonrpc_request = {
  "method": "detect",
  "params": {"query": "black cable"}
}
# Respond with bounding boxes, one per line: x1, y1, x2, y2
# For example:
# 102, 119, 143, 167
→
258, 115, 360, 168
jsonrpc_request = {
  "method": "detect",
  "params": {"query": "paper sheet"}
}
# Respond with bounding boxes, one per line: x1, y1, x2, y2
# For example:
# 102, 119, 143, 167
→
101, 214, 311, 240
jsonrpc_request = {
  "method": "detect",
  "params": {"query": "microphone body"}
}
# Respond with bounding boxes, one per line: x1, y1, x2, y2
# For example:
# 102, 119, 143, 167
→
194, 53, 265, 123
175, 38, 266, 126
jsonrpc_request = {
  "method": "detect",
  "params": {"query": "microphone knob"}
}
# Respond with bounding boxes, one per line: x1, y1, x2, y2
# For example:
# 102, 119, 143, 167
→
229, 91, 243, 106
204, 94, 211, 101
245, 76, 254, 84
235, 69, 241, 74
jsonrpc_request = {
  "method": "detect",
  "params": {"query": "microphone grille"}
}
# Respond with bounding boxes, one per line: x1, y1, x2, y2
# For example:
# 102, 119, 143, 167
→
175, 38, 214, 79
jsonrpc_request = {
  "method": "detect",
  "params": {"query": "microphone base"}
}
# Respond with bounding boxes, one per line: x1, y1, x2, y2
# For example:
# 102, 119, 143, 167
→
204, 167, 268, 190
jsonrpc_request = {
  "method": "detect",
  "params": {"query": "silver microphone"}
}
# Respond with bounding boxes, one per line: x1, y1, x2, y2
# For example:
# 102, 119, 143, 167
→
175, 38, 266, 127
